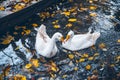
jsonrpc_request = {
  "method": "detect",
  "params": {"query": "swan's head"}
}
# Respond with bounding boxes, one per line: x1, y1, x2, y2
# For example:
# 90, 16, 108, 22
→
65, 30, 74, 42
53, 32, 64, 42
92, 32, 100, 41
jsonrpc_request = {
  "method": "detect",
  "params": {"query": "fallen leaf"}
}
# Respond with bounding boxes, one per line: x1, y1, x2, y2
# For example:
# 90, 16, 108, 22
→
89, 5, 97, 10
62, 11, 70, 16
66, 23, 73, 28
62, 75, 67, 78
117, 39, 120, 43
0, 6, 5, 11
14, 74, 26, 80
32, 23, 38, 27
15, 46, 20, 50
79, 58, 85, 62
52, 20, 59, 24
53, 25, 60, 29
99, 43, 106, 49
74, 67, 78, 71
30, 59, 39, 67
93, 53, 99, 57
0, 34, 14, 45
82, 53, 89, 58
22, 30, 31, 35
89, 13, 97, 17
85, 64, 91, 70
25, 63, 32, 69
88, 57, 94, 61
68, 54, 74, 59
68, 18, 77, 22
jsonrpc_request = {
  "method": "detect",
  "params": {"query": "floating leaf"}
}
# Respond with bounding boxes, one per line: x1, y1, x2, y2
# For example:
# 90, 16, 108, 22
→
85, 64, 91, 70
30, 59, 39, 67
99, 43, 106, 49
0, 6, 5, 11
32, 23, 38, 27
66, 23, 73, 28
3, 65, 11, 76
25, 63, 32, 69
13, 32, 18, 35
53, 25, 60, 29
88, 57, 94, 61
89, 5, 97, 10
15, 26, 26, 30
82, 53, 89, 58
50, 61, 58, 72
117, 39, 120, 43
79, 58, 85, 62
50, 73, 55, 78
62, 11, 70, 16
68, 18, 77, 22
68, 54, 74, 59
15, 46, 20, 50
74, 67, 78, 71
0, 34, 14, 45
89, 13, 97, 17
62, 75, 67, 78
89, 0, 93, 3
52, 20, 59, 24
93, 53, 99, 57
23, 0, 30, 3
80, 8, 88, 11
22, 30, 31, 35
14, 74, 26, 80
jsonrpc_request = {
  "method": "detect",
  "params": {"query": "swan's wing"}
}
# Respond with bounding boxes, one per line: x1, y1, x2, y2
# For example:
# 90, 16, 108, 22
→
38, 24, 50, 43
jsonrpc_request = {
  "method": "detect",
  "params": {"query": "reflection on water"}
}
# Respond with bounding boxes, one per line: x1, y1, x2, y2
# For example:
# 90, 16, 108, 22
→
0, 0, 120, 79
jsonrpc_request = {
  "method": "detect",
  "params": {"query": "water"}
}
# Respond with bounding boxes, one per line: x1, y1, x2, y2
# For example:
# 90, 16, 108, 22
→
0, 0, 120, 79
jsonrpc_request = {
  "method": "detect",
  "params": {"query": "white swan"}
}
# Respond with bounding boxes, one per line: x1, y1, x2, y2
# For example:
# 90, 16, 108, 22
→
35, 24, 64, 58
62, 29, 100, 51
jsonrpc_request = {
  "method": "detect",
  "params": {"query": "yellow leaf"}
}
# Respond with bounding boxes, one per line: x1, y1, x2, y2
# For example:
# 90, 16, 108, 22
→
85, 64, 91, 70
116, 56, 120, 60
22, 30, 31, 35
15, 46, 20, 50
30, 59, 39, 67
0, 35, 14, 45
89, 5, 97, 10
93, 53, 99, 57
0, 6, 5, 11
66, 23, 73, 28
80, 8, 88, 11
99, 43, 106, 49
62, 11, 70, 16
117, 39, 120, 43
68, 18, 77, 22
32, 23, 38, 27
68, 54, 74, 59
53, 25, 60, 29
82, 53, 89, 58
89, 13, 97, 17
50, 61, 58, 72
79, 58, 85, 62
62, 75, 67, 78
110, 64, 115, 67
52, 20, 59, 24
89, 0, 93, 3
88, 57, 94, 61
25, 63, 32, 69
13, 32, 18, 35
50, 73, 55, 78
14, 74, 26, 80
74, 67, 78, 71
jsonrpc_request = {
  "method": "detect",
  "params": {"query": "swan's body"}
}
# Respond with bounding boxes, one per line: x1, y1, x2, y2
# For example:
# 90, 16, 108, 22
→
62, 30, 100, 51
35, 24, 63, 58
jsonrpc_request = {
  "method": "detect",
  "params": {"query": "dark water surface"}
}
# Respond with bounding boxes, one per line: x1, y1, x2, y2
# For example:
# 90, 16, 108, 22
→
0, 0, 120, 80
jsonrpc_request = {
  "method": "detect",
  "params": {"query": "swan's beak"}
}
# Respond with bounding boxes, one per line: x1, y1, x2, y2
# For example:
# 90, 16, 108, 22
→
60, 36, 64, 42
65, 35, 70, 41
